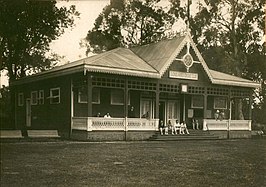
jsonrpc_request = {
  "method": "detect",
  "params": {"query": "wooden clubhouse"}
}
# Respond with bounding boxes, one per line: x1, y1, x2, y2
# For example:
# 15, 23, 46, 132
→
11, 32, 260, 140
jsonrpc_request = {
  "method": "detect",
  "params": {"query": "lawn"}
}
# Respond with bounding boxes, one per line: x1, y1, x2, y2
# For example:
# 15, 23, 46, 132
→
1, 139, 266, 187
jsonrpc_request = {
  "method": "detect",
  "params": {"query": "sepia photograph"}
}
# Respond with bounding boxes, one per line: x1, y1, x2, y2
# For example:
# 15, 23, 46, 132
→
1, 0, 265, 186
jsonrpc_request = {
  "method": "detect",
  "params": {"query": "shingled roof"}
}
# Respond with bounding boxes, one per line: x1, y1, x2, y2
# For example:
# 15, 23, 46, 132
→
12, 34, 260, 88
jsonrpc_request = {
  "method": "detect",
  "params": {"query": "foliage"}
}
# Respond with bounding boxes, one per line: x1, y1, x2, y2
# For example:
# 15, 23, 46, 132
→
0, 0, 79, 82
186, 0, 265, 120
85, 0, 180, 54
0, 86, 11, 129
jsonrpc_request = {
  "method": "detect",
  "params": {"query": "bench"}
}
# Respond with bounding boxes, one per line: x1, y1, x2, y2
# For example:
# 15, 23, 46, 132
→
27, 130, 60, 138
0, 130, 23, 138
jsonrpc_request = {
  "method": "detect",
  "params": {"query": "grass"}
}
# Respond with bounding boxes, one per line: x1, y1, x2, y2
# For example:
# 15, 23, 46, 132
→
1, 139, 266, 187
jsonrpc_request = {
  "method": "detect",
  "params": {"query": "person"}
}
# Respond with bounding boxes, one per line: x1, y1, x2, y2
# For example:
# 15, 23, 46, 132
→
128, 106, 135, 118
167, 120, 175, 135
104, 113, 111, 118
180, 121, 189, 135
174, 119, 181, 134
96, 112, 101, 117
214, 110, 220, 120
192, 118, 199, 130
159, 120, 164, 135
164, 120, 168, 135
219, 110, 225, 121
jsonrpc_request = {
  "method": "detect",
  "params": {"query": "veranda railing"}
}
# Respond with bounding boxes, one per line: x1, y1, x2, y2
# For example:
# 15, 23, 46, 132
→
72, 117, 159, 131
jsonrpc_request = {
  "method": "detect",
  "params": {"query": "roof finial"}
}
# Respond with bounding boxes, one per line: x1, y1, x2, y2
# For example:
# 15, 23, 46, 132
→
185, 0, 192, 34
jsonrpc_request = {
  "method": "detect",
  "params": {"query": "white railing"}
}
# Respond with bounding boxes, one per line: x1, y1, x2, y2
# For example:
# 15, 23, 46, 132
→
72, 117, 159, 131
127, 118, 159, 131
230, 120, 251, 131
203, 119, 251, 131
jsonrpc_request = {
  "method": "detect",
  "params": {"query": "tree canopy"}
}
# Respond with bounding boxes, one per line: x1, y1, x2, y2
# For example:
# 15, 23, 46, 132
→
85, 0, 181, 54
187, 0, 265, 119
0, 0, 79, 82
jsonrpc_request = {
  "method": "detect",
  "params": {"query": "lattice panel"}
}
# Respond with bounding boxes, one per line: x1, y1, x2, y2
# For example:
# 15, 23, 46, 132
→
159, 84, 179, 93
92, 77, 125, 88
231, 89, 251, 97
207, 87, 229, 96
188, 86, 205, 94
128, 80, 156, 91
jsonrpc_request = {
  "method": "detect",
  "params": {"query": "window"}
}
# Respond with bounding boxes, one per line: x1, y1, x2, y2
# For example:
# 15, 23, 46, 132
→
92, 88, 100, 104
50, 88, 60, 104
31, 91, 38, 105
111, 89, 124, 105
214, 97, 227, 109
18, 93, 24, 106
39, 90, 44, 105
140, 99, 153, 118
191, 95, 204, 108
78, 89, 87, 103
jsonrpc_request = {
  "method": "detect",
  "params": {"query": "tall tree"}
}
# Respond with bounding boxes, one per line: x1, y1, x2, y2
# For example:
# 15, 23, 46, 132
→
0, 0, 79, 82
85, 0, 179, 54
186, 0, 265, 120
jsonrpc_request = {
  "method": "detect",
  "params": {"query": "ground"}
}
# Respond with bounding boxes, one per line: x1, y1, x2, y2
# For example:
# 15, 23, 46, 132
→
1, 139, 266, 187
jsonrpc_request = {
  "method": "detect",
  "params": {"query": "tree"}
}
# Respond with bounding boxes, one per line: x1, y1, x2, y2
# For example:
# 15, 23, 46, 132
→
85, 0, 179, 54
186, 0, 265, 120
0, 0, 79, 82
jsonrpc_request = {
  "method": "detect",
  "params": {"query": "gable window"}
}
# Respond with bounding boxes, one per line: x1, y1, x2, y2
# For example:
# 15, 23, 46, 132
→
78, 89, 87, 103
111, 89, 124, 105
18, 93, 24, 106
92, 88, 100, 104
214, 97, 227, 109
50, 88, 60, 104
191, 95, 204, 108
39, 90, 44, 105
31, 91, 38, 105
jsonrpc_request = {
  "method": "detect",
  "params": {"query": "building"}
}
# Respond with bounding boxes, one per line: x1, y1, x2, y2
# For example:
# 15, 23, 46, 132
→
10, 33, 260, 140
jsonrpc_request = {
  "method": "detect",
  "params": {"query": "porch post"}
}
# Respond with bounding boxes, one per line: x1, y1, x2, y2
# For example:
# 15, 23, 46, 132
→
155, 81, 160, 119
203, 91, 208, 118
124, 78, 128, 117
87, 74, 92, 117
228, 88, 232, 139
248, 91, 252, 120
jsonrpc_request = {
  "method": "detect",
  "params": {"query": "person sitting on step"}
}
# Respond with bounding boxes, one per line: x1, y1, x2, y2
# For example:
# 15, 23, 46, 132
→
180, 121, 190, 135
174, 120, 181, 134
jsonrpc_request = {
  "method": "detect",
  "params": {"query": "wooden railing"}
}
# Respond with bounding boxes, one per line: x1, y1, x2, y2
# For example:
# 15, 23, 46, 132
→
72, 117, 159, 131
203, 119, 251, 131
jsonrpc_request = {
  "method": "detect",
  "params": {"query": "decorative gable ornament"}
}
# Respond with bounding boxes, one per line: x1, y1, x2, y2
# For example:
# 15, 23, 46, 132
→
176, 42, 200, 72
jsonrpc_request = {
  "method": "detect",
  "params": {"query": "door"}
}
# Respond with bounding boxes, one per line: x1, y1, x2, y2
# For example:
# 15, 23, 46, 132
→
167, 100, 180, 121
26, 98, 31, 127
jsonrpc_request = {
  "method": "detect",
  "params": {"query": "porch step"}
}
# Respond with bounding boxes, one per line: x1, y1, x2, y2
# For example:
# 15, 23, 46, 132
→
149, 130, 220, 141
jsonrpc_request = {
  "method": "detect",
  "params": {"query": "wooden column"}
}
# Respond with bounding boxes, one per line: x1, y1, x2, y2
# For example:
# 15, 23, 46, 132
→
203, 92, 208, 119
87, 74, 92, 117
124, 78, 128, 117
155, 81, 160, 119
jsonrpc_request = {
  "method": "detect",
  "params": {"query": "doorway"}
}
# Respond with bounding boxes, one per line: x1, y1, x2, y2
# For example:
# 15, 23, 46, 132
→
26, 98, 31, 127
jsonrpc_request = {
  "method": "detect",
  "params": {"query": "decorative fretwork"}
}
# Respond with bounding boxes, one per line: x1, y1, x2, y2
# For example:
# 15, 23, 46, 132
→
92, 77, 125, 88
188, 86, 205, 94
231, 89, 251, 97
207, 87, 229, 96
159, 84, 179, 93
128, 80, 156, 91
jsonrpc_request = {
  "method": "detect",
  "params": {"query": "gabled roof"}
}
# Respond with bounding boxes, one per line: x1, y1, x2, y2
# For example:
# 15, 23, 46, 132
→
12, 33, 260, 88
130, 36, 187, 75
